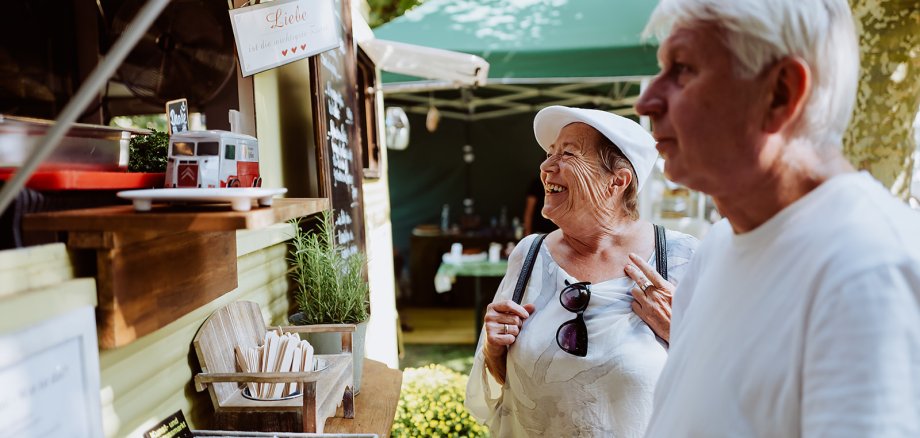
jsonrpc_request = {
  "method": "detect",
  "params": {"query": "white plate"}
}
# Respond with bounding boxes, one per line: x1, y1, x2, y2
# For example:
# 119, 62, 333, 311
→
117, 187, 288, 212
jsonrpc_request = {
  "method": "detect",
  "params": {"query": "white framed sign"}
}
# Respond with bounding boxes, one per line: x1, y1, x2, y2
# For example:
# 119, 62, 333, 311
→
0, 306, 102, 438
229, 0, 340, 77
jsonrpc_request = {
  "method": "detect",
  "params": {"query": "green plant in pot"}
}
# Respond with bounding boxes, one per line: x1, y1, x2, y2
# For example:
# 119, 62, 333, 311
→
128, 130, 169, 173
289, 210, 370, 393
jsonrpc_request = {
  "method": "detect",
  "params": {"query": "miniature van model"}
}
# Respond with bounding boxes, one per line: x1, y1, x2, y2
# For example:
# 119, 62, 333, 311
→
164, 130, 261, 188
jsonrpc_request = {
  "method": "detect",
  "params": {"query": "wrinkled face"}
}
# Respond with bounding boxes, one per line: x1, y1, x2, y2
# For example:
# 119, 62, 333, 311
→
635, 24, 768, 196
539, 123, 617, 227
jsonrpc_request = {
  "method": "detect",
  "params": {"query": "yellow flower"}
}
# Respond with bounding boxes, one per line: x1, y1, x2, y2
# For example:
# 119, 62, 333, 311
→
391, 365, 489, 438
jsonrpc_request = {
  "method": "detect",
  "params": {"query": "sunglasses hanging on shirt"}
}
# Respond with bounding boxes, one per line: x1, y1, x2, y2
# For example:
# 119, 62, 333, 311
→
556, 280, 591, 357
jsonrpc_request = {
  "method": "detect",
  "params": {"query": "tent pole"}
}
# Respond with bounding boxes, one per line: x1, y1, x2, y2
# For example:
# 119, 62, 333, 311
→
464, 118, 474, 216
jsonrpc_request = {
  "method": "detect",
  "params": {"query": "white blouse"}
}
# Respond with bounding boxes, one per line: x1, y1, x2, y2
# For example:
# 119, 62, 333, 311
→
466, 231, 697, 437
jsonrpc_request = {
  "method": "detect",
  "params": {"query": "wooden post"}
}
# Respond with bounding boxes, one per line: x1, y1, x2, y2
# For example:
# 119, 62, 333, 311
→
341, 331, 353, 353
301, 380, 318, 433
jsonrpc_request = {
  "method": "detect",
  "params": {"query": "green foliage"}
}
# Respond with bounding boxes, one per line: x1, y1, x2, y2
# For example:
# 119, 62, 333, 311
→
289, 211, 369, 324
128, 130, 169, 173
367, 0, 426, 28
391, 364, 488, 438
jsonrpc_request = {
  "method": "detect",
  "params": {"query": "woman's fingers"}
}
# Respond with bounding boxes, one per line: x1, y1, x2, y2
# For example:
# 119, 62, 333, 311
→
490, 299, 534, 319
489, 321, 520, 336
485, 322, 519, 348
630, 286, 645, 308
486, 313, 523, 327
626, 253, 665, 285
623, 256, 652, 286
626, 253, 674, 292
485, 302, 527, 324
483, 300, 534, 347
522, 303, 537, 315
631, 285, 672, 306
483, 300, 532, 331
624, 264, 653, 291
630, 285, 672, 342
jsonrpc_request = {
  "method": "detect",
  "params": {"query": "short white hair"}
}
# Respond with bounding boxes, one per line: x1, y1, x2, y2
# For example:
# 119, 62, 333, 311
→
644, 0, 860, 149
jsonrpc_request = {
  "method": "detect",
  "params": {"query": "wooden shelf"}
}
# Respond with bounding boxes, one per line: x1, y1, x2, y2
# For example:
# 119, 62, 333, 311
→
24, 198, 328, 233
22, 198, 329, 349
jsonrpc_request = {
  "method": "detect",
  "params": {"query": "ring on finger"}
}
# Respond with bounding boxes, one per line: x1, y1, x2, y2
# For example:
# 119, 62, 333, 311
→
503, 323, 509, 334
640, 281, 653, 292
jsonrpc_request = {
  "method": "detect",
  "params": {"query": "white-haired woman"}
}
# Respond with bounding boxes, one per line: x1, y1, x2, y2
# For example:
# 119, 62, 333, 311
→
465, 106, 698, 437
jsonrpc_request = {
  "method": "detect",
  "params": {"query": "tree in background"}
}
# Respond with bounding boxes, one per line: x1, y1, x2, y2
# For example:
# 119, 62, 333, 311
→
367, 0, 425, 28
845, 0, 920, 201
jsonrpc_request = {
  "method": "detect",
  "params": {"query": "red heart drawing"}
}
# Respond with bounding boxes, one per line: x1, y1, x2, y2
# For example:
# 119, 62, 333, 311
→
281, 49, 288, 56
300, 44, 306, 51
291, 46, 298, 54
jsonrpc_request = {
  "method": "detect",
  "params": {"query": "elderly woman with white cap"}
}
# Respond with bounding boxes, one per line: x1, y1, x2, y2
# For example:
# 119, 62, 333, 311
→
465, 106, 698, 437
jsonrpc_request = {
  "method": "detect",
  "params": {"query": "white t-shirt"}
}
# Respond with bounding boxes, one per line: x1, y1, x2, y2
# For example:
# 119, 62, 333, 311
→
466, 229, 698, 437
646, 172, 920, 437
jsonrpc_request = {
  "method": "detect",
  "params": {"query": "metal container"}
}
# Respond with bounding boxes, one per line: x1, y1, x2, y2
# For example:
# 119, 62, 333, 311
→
0, 115, 149, 171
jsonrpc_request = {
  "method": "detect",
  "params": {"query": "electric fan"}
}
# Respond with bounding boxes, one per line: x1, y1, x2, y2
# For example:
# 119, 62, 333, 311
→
110, 0, 236, 106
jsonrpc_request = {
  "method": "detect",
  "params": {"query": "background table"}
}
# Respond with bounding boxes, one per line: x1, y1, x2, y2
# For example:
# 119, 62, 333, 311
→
435, 259, 509, 339
408, 232, 514, 307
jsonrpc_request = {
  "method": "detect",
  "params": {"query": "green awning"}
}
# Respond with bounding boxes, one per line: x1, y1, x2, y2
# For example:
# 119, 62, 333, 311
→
374, 0, 660, 83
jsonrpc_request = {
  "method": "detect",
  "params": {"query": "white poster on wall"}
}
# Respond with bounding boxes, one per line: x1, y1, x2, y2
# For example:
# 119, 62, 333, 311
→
0, 307, 102, 438
229, 0, 340, 77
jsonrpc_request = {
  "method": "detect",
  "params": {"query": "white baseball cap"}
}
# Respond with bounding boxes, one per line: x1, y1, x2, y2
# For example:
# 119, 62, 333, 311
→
533, 106, 658, 192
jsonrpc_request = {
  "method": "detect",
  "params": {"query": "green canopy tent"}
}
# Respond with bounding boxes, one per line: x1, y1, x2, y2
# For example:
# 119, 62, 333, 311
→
374, 1, 673, 306
374, 0, 660, 120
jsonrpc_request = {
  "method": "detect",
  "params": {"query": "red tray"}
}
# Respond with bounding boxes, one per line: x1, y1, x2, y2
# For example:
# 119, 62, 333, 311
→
0, 169, 165, 190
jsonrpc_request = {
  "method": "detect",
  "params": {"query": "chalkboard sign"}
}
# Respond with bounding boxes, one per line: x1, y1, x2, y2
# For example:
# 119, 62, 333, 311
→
165, 98, 188, 134
309, 0, 365, 257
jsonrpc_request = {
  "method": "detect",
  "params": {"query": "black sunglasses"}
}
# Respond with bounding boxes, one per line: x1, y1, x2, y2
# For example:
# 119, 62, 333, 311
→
556, 280, 591, 357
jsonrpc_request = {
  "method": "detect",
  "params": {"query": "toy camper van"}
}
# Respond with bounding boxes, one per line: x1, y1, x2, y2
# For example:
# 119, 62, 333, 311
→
164, 130, 262, 188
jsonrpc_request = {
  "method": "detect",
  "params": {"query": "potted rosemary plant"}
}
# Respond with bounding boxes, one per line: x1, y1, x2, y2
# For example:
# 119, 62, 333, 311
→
288, 210, 370, 392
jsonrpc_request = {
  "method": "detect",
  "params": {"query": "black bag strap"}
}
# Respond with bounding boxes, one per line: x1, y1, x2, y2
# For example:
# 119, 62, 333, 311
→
511, 233, 548, 304
654, 224, 669, 281
512, 227, 667, 304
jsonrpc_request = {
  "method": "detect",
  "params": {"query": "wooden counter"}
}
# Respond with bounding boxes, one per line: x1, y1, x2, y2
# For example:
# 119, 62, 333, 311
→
325, 359, 402, 437
23, 198, 328, 348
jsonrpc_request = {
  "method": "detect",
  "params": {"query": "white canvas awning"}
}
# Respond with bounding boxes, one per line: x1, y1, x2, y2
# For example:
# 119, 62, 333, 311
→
352, 12, 488, 88
359, 39, 489, 88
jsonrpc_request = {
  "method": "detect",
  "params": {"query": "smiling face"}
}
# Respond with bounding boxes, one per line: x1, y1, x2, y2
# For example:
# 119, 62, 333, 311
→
539, 123, 624, 229
635, 23, 771, 197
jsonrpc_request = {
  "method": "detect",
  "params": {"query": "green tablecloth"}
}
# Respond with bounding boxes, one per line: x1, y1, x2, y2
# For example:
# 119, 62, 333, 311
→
434, 260, 508, 293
